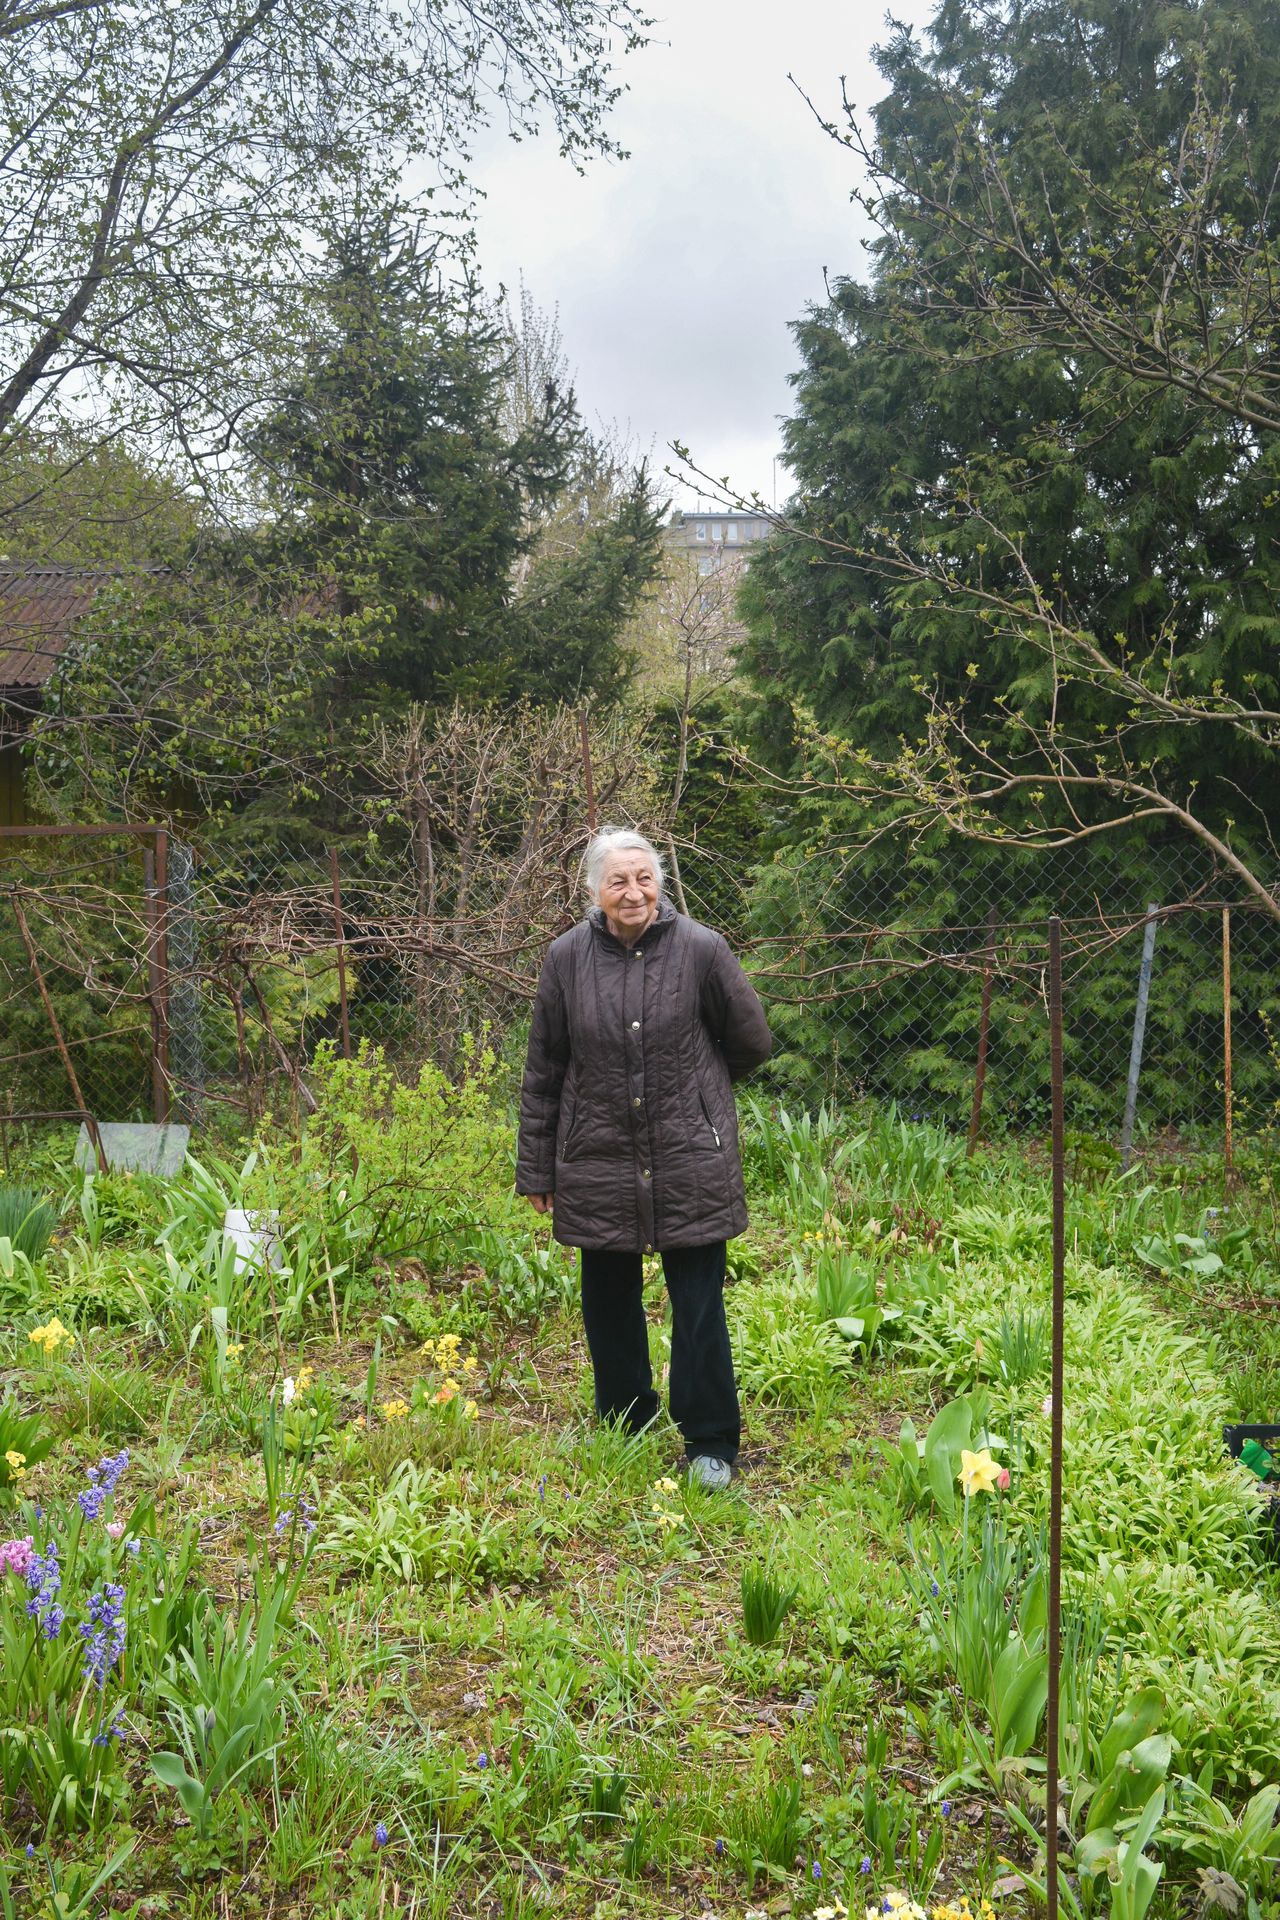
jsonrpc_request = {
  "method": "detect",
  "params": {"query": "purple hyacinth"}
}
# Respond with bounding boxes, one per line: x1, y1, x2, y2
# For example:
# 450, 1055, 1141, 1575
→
79, 1583, 126, 1686
373, 1821, 389, 1849
25, 1542, 62, 1638
92, 1708, 128, 1748
78, 1449, 129, 1522
273, 1498, 316, 1541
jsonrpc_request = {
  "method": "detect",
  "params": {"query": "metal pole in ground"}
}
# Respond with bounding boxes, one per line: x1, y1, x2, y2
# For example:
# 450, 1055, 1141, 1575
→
1046, 915, 1066, 1920
966, 908, 998, 1156
578, 709, 597, 833
10, 895, 108, 1175
1222, 908, 1234, 1186
154, 828, 172, 1122
329, 848, 352, 1060
143, 847, 166, 1125
1119, 902, 1159, 1169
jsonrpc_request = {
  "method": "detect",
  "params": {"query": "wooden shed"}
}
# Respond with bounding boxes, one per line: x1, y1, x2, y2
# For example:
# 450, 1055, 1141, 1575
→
0, 566, 117, 826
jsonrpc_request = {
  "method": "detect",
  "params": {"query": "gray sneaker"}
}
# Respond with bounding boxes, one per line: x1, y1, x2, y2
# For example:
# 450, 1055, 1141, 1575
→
687, 1455, 732, 1492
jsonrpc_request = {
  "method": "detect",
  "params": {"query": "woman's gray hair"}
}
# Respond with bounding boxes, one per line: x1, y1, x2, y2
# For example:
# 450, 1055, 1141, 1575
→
583, 828, 665, 903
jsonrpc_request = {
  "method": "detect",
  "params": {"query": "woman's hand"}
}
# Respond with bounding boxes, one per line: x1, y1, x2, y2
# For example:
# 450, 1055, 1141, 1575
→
526, 1192, 554, 1215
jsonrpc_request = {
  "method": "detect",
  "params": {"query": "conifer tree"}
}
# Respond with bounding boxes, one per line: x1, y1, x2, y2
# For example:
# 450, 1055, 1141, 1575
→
743, 0, 1280, 897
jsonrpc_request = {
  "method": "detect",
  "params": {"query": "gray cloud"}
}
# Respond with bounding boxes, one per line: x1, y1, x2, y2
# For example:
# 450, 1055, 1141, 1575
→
468, 0, 935, 504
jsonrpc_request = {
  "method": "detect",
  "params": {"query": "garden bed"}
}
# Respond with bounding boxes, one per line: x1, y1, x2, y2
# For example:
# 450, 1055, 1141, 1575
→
0, 1069, 1277, 1917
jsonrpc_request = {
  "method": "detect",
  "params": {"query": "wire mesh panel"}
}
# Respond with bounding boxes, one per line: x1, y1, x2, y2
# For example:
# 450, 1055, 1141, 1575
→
726, 837, 1278, 1141
0, 830, 163, 1126
1, 825, 1275, 1148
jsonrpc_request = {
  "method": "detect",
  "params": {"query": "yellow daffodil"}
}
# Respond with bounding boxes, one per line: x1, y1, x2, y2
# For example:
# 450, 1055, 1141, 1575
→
932, 1897, 996, 1920
379, 1398, 409, 1421
958, 1447, 999, 1497
28, 1317, 73, 1356
5, 1450, 26, 1478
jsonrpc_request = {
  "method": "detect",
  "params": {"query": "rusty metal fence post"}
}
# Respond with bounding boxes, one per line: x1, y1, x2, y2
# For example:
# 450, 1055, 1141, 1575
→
142, 846, 166, 1125
153, 827, 171, 1121
579, 709, 597, 833
329, 847, 352, 1060
1046, 915, 1066, 1920
10, 895, 108, 1174
966, 909, 998, 1155
1223, 907, 1234, 1184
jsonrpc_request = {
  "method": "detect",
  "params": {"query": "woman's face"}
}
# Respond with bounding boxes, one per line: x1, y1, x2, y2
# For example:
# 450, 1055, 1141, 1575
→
598, 853, 660, 941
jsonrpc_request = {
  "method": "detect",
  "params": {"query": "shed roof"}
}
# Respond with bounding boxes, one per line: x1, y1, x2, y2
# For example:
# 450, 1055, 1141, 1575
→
0, 565, 119, 692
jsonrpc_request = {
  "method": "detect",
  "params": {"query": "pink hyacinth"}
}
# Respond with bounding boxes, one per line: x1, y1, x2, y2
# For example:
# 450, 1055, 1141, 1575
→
0, 1537, 34, 1577
106, 1521, 125, 1540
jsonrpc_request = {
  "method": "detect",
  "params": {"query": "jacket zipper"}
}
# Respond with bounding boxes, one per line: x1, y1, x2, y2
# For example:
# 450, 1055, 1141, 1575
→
699, 1093, 721, 1148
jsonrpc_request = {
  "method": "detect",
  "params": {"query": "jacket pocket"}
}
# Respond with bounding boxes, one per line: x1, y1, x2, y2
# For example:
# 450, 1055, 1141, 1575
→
560, 1101, 586, 1160
698, 1091, 723, 1150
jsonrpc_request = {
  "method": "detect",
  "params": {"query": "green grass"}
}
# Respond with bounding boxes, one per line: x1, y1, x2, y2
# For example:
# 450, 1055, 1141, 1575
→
0, 1093, 1277, 1919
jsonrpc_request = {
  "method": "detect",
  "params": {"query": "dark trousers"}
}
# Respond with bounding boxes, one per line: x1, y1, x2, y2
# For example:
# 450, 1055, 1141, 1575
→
579, 1241, 740, 1465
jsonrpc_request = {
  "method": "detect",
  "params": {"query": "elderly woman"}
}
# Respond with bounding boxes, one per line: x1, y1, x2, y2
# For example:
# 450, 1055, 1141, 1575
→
516, 827, 772, 1490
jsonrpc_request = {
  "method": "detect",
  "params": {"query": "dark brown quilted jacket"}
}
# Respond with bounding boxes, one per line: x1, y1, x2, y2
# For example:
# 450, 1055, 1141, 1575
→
516, 901, 773, 1251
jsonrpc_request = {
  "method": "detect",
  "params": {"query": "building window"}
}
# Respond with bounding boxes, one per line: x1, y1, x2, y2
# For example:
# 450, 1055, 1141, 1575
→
695, 523, 706, 541
726, 522, 739, 543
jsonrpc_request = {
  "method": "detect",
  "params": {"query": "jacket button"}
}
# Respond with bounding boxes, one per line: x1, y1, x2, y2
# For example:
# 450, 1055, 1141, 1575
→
634, 949, 643, 958
632, 1097, 642, 1108
642, 1168, 651, 1179
631, 1020, 640, 1029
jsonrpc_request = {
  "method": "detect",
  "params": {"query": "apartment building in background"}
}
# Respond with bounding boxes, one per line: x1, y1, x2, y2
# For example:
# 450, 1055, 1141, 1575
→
664, 508, 773, 576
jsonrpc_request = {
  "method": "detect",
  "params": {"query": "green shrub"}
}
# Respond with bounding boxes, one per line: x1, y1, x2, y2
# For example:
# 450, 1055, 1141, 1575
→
261, 1037, 521, 1273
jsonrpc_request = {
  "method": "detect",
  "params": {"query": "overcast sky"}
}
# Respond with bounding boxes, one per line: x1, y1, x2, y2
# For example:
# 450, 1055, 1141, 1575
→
467, 0, 936, 509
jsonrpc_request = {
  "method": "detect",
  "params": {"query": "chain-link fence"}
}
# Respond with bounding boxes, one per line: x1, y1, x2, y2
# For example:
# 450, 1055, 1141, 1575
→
1, 824, 1276, 1154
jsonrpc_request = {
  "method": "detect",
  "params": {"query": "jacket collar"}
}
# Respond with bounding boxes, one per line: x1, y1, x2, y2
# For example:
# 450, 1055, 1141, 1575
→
588, 895, 679, 952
